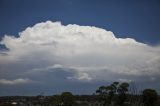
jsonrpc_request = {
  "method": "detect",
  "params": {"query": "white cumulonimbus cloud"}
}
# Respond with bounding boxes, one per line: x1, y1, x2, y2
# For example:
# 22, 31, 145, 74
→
0, 21, 160, 82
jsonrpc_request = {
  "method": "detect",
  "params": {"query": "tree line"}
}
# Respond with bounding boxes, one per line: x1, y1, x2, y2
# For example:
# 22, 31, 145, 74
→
3, 81, 158, 106
96, 82, 158, 106
50, 82, 159, 106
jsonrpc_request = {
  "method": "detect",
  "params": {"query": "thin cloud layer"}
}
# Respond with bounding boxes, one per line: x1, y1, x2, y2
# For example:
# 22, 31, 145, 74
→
0, 78, 33, 85
0, 21, 160, 83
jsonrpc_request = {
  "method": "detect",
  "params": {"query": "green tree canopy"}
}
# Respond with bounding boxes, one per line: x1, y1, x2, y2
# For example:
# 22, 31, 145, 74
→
61, 92, 75, 106
142, 89, 158, 106
50, 95, 61, 106
96, 82, 129, 106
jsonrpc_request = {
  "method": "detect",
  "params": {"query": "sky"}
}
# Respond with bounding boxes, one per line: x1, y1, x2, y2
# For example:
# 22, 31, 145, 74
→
0, 0, 160, 96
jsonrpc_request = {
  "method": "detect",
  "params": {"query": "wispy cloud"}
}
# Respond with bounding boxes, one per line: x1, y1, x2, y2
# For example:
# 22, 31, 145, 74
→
0, 78, 34, 85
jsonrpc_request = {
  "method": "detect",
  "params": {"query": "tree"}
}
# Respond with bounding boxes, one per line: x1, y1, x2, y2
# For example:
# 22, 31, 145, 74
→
96, 82, 129, 106
106, 82, 119, 104
50, 95, 62, 106
61, 92, 75, 106
116, 82, 129, 106
142, 89, 158, 106
96, 86, 108, 100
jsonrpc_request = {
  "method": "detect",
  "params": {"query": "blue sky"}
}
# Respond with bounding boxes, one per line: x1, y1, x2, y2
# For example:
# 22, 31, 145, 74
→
0, 0, 160, 96
0, 0, 160, 44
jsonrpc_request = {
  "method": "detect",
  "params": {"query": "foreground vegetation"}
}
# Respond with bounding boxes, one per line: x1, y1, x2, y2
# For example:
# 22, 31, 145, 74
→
95, 82, 159, 106
0, 82, 159, 106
